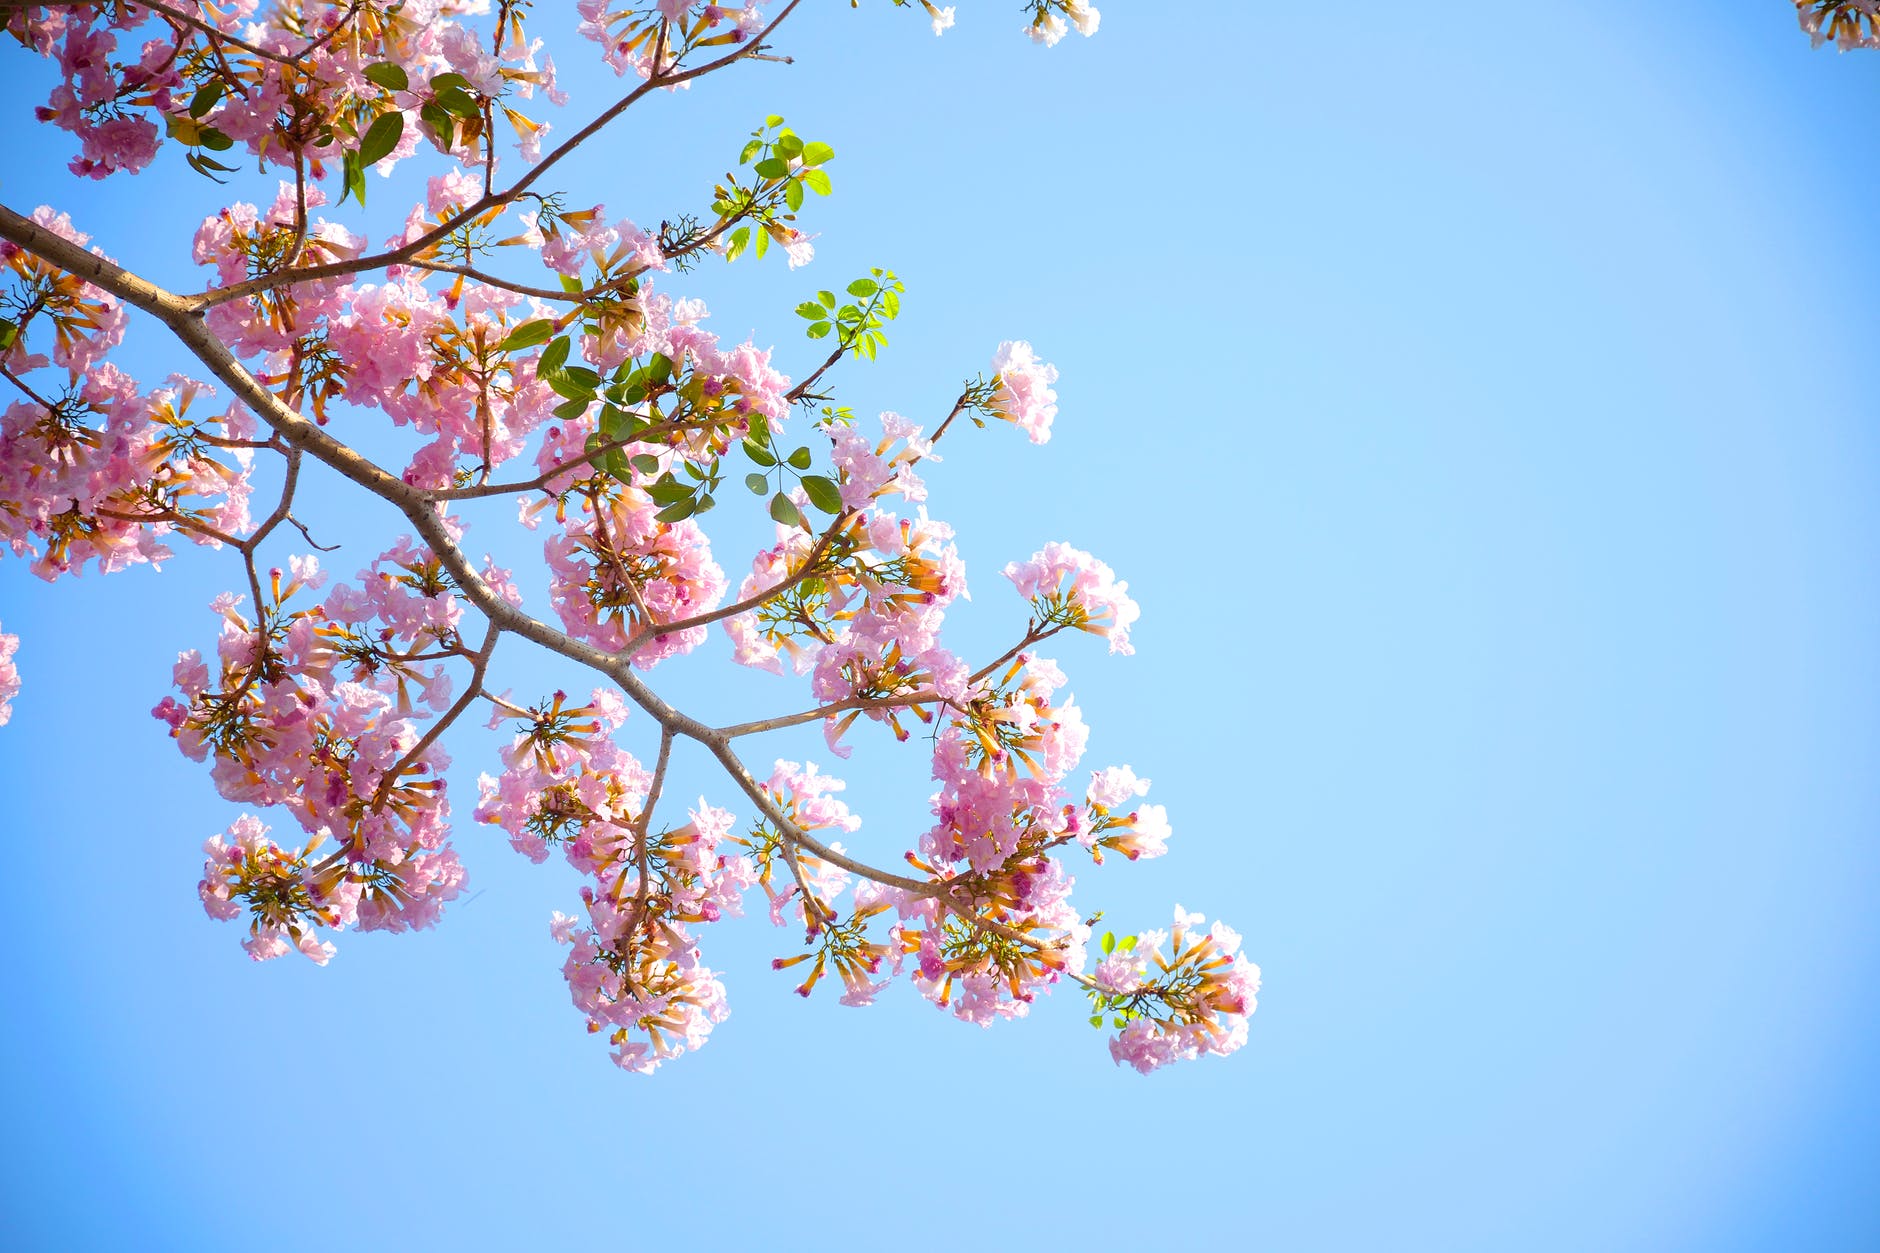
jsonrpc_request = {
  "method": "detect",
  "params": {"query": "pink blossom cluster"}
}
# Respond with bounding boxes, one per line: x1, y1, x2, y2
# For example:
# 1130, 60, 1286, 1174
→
721, 414, 947, 680
553, 780, 752, 1069
474, 687, 648, 865
823, 410, 935, 511
805, 511, 970, 748
743, 760, 909, 1008
895, 864, 1088, 1027
1, 209, 252, 579
873, 656, 1107, 1025
198, 813, 342, 964
18, 4, 169, 178
988, 340, 1060, 444
0, 367, 254, 581
192, 183, 365, 357
1798, 0, 1880, 49
723, 515, 830, 675
545, 487, 727, 666
578, 1, 767, 81
743, 758, 860, 931
1080, 765, 1171, 863
552, 857, 733, 1076
158, 547, 475, 957
1003, 540, 1142, 655
0, 624, 17, 727
1, 205, 127, 378
13, 0, 565, 181
1096, 907, 1263, 1075
1027, 0, 1102, 46
862, 667, 1169, 1028
477, 690, 759, 1070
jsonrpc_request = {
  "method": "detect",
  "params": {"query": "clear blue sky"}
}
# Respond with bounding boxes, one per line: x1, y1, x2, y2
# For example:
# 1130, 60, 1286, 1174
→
2, 4, 1877, 1249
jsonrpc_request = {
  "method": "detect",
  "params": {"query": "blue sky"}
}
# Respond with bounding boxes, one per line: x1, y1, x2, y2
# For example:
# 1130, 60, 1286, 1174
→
2, 3, 1878, 1249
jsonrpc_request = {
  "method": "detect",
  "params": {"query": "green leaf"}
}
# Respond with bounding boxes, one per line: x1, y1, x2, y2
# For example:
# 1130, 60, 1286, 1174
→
1100, 931, 1116, 955
364, 62, 409, 92
551, 396, 589, 421
880, 288, 901, 319
437, 86, 479, 118
775, 132, 804, 158
800, 474, 843, 514
631, 454, 663, 476
817, 290, 837, 309
785, 180, 804, 213
768, 493, 803, 529
538, 336, 571, 379
339, 150, 363, 201
801, 169, 832, 196
846, 277, 877, 298
548, 374, 595, 402
430, 72, 473, 94
738, 139, 762, 164
805, 322, 833, 339
603, 448, 633, 481
646, 352, 673, 383
742, 439, 776, 467
745, 472, 770, 495
765, 113, 785, 127
188, 81, 224, 118
802, 141, 835, 166
654, 497, 697, 523
499, 319, 554, 352
358, 111, 404, 167
786, 446, 812, 470
754, 228, 770, 260
725, 226, 751, 263
795, 301, 826, 320
419, 102, 453, 144
598, 404, 630, 442
1089, 1014, 1105, 1028
199, 128, 233, 152
753, 157, 789, 180
0, 318, 16, 352
648, 480, 694, 505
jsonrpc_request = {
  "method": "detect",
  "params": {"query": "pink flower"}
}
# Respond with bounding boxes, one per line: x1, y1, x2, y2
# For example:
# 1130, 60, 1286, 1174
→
0, 626, 17, 727
1003, 541, 1140, 654
988, 340, 1059, 443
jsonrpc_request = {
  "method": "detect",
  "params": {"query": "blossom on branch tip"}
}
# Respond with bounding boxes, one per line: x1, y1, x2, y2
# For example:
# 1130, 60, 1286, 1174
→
988, 340, 1059, 444
1003, 541, 1140, 655
1089, 908, 1261, 1074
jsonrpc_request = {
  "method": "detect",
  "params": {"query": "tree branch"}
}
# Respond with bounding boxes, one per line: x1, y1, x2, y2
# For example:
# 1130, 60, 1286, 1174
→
181, 0, 807, 312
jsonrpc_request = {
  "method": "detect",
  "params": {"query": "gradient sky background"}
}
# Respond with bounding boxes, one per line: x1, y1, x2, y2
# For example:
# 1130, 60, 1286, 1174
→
2, 3, 1878, 1249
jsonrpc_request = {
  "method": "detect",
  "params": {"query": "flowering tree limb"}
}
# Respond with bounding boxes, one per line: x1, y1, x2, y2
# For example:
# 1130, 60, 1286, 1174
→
0, 0, 1257, 1075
